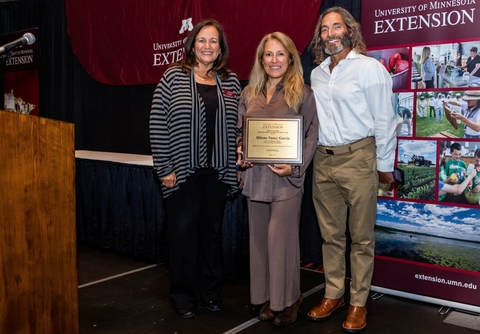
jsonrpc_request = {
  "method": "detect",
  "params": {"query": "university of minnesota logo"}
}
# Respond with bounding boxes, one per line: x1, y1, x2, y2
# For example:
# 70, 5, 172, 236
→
179, 18, 193, 34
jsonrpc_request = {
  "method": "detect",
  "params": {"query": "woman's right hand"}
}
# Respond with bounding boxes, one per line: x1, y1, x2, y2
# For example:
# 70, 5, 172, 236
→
160, 172, 176, 188
237, 170, 244, 189
236, 146, 253, 169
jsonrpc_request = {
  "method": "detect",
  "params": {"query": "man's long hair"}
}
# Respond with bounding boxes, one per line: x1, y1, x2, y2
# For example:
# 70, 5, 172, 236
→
310, 6, 366, 64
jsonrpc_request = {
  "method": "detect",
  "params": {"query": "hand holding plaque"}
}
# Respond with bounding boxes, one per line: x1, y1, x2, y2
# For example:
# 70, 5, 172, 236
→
242, 115, 303, 164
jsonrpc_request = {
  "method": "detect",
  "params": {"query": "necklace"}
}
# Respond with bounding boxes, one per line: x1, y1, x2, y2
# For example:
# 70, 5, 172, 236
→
194, 73, 207, 81
194, 71, 212, 81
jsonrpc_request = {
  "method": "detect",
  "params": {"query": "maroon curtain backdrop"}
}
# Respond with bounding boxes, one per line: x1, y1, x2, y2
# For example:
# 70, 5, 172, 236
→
65, 0, 323, 85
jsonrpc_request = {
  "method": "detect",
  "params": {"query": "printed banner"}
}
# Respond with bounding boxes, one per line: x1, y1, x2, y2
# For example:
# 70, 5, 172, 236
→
65, 0, 323, 85
363, 0, 480, 311
2, 28, 39, 116
363, 1, 478, 47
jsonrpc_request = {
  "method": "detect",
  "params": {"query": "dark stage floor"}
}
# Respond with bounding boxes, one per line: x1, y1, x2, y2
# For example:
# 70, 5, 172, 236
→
78, 246, 480, 333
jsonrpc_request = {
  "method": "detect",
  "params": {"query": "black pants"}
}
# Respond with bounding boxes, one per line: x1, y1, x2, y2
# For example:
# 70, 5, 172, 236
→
424, 79, 434, 89
164, 171, 228, 309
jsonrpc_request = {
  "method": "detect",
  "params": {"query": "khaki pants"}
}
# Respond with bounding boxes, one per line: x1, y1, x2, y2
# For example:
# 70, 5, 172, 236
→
312, 140, 378, 306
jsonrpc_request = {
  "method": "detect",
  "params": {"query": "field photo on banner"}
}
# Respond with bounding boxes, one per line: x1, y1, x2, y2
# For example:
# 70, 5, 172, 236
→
415, 91, 468, 138
375, 199, 479, 307
376, 200, 480, 272
395, 139, 436, 201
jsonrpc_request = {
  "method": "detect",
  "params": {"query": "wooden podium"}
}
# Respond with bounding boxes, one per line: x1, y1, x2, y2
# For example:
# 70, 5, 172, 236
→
0, 111, 78, 334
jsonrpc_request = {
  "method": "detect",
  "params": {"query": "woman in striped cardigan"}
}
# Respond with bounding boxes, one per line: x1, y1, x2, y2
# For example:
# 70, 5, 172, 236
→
149, 19, 240, 319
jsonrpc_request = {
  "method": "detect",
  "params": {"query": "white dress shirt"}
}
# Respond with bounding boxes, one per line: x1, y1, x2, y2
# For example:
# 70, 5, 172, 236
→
310, 50, 397, 172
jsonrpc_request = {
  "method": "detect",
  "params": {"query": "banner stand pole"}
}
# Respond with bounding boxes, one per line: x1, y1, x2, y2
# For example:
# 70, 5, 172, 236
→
371, 285, 480, 314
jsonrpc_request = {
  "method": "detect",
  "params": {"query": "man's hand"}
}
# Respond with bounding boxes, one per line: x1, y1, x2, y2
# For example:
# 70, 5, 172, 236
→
378, 171, 394, 184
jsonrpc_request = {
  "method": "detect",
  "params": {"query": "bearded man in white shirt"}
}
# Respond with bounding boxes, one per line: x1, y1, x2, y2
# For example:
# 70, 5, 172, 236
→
306, 6, 397, 333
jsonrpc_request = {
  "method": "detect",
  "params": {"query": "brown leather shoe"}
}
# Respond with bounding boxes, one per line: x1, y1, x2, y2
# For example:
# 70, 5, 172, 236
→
307, 296, 345, 321
258, 301, 275, 321
342, 305, 367, 333
273, 294, 303, 326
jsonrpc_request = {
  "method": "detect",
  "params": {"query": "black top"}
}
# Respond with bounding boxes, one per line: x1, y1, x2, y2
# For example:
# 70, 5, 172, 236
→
466, 55, 480, 77
196, 82, 219, 170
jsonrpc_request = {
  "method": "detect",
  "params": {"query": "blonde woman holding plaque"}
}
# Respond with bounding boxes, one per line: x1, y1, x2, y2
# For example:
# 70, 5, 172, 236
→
236, 32, 318, 326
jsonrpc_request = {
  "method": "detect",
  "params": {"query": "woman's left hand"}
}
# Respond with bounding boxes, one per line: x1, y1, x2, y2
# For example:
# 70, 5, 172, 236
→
268, 163, 292, 176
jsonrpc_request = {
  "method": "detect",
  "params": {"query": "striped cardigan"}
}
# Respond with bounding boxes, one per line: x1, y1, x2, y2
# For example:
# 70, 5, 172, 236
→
149, 66, 241, 198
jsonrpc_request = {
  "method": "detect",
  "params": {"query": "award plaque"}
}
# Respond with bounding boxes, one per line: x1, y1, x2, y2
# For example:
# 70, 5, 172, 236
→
243, 115, 303, 164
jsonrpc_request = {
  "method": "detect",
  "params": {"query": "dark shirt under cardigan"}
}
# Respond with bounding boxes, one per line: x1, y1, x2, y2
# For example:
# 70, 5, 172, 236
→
150, 66, 241, 198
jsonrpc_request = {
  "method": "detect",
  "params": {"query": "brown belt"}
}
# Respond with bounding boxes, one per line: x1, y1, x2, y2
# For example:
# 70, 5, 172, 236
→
317, 136, 375, 155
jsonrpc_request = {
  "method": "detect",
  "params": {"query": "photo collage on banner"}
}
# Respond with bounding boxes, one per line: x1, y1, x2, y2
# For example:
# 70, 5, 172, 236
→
362, 0, 480, 312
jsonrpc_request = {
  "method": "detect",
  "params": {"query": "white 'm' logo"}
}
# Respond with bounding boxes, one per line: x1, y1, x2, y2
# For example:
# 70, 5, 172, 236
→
179, 18, 194, 34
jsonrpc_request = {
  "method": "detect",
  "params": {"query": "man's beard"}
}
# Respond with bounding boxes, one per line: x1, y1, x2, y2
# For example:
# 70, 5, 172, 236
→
322, 33, 351, 55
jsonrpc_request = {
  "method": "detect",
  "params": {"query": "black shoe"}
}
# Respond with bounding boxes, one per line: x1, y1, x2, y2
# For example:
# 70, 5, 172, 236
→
204, 300, 222, 312
175, 308, 196, 319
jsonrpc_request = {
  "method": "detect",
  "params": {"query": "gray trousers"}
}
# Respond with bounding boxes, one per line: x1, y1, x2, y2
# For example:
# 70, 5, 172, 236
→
247, 191, 303, 311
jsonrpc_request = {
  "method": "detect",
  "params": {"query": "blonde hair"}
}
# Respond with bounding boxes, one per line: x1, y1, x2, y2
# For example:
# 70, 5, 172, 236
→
419, 47, 431, 64
246, 32, 304, 113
